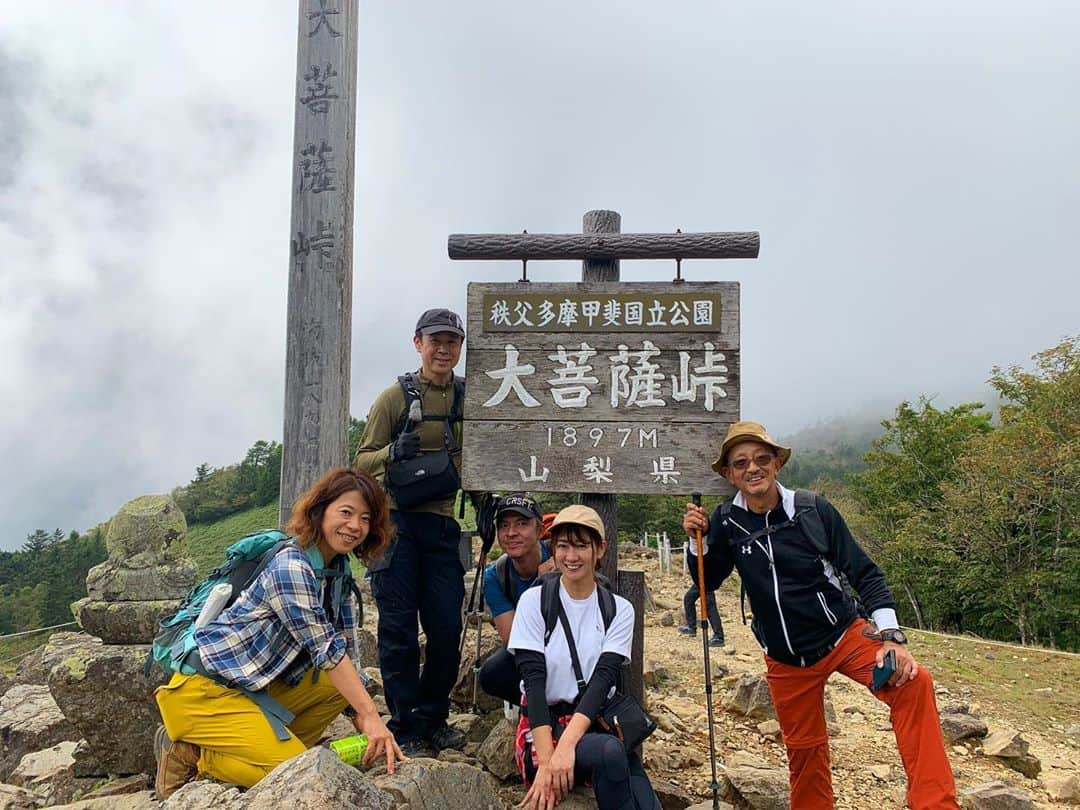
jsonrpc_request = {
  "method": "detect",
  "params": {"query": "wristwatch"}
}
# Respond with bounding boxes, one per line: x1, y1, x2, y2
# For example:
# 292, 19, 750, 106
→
878, 628, 908, 645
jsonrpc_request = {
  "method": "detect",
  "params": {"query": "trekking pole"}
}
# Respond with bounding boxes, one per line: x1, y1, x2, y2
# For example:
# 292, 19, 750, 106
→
693, 492, 721, 810
469, 564, 486, 714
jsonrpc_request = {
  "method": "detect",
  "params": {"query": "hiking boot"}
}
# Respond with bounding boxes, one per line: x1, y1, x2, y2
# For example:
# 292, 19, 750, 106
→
154, 724, 200, 799
396, 735, 434, 758
426, 723, 466, 752
709, 635, 725, 647
677, 625, 697, 636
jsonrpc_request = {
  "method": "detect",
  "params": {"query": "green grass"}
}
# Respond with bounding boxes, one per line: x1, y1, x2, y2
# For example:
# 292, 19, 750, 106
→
184, 501, 281, 576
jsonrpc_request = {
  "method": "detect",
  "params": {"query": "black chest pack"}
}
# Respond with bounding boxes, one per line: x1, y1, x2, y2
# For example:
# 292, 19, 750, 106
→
717, 489, 865, 625
385, 373, 464, 509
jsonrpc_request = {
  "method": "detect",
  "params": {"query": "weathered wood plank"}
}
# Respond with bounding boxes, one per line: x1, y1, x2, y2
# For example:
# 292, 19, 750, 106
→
448, 231, 760, 260
280, 0, 359, 525
465, 281, 740, 350
463, 347, 741, 422
460, 419, 734, 495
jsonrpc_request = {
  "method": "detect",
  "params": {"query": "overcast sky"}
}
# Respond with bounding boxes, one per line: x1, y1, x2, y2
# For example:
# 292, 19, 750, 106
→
1, 2, 1077, 549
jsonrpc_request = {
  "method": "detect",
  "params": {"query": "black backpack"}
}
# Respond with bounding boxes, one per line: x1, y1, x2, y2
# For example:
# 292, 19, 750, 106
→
385, 373, 465, 508
716, 489, 866, 624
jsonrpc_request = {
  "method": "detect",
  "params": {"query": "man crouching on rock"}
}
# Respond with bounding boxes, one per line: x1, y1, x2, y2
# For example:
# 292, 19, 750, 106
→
477, 493, 556, 705
683, 421, 959, 810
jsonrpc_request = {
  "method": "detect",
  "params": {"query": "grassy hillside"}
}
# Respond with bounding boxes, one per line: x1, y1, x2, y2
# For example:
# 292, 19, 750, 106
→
184, 502, 281, 577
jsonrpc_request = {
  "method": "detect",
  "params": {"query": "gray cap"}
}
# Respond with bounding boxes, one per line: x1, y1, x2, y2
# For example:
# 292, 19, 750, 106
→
415, 308, 465, 338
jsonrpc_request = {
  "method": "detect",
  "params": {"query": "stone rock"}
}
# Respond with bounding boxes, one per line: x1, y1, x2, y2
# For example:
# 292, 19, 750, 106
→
436, 748, 475, 765
70, 740, 106, 778
686, 802, 736, 810
652, 778, 694, 810
868, 764, 892, 780
660, 612, 676, 626
244, 747, 395, 810
0, 672, 11, 699
85, 558, 198, 602
9, 740, 85, 805
46, 635, 167, 776
78, 775, 150, 799
959, 781, 1034, 809
373, 756, 502, 810
15, 633, 90, 686
71, 599, 180, 644
1001, 754, 1041, 779
942, 702, 972, 715
823, 692, 840, 736
476, 716, 518, 781
451, 630, 504, 713
983, 729, 1029, 759
723, 673, 775, 720
757, 719, 782, 740
1041, 772, 1079, 803
1066, 724, 1080, 742
49, 792, 157, 810
550, 788, 599, 809
0, 685, 80, 780
941, 712, 990, 744
104, 494, 188, 559
644, 660, 671, 688
355, 628, 378, 669
722, 754, 790, 810
0, 784, 45, 810
163, 780, 245, 810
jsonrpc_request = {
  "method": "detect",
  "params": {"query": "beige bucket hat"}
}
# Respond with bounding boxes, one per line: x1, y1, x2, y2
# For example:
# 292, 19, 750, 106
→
711, 420, 791, 473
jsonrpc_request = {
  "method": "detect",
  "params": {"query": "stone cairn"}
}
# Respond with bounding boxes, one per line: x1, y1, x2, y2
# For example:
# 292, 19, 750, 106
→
47, 495, 199, 778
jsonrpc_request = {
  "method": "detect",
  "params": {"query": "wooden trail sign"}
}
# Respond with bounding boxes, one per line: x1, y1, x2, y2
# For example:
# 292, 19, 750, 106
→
279, 0, 359, 525
462, 282, 740, 496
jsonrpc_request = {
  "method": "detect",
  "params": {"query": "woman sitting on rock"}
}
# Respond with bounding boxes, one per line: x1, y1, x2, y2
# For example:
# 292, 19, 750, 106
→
509, 505, 661, 810
153, 467, 405, 797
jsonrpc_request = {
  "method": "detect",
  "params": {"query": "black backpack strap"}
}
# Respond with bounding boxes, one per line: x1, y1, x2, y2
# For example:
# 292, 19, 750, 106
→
557, 600, 588, 699
540, 572, 561, 645
596, 584, 616, 631
794, 489, 829, 558
391, 373, 422, 443
493, 554, 515, 608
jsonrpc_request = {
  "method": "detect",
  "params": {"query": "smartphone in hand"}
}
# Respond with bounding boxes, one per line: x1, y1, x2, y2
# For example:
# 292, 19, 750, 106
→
872, 649, 897, 692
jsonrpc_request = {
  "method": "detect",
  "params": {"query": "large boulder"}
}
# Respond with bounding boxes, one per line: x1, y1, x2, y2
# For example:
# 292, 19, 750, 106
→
982, 729, 1029, 758
72, 599, 179, 645
941, 712, 989, 744
244, 747, 394, 810
451, 629, 504, 713
476, 717, 518, 781
721, 754, 790, 810
373, 756, 503, 810
46, 634, 167, 776
48, 793, 157, 810
8, 741, 87, 806
103, 494, 188, 560
723, 673, 775, 720
959, 781, 1034, 809
0, 685, 80, 780
0, 784, 45, 810
163, 781, 244, 810
84, 558, 198, 602
1041, 772, 1080, 804
15, 633, 90, 686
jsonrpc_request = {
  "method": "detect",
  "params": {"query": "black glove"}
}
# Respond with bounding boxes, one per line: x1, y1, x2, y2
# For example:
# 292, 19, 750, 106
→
390, 430, 421, 462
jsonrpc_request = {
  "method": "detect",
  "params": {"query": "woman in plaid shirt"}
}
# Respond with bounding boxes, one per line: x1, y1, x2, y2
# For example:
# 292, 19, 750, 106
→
154, 468, 405, 796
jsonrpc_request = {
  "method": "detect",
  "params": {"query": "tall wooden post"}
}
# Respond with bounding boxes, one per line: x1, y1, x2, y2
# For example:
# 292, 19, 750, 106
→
279, 0, 359, 526
580, 209, 621, 585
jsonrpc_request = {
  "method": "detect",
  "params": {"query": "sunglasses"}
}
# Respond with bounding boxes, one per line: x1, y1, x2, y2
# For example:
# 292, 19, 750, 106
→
728, 452, 776, 471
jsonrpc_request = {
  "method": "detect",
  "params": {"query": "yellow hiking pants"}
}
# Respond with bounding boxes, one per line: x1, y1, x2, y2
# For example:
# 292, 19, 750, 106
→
154, 669, 347, 788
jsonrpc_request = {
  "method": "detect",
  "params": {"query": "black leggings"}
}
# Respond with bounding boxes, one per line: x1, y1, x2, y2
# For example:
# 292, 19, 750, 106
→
528, 732, 661, 810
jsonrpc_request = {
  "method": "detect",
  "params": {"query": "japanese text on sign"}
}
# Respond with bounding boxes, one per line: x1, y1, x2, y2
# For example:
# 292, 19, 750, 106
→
482, 292, 722, 332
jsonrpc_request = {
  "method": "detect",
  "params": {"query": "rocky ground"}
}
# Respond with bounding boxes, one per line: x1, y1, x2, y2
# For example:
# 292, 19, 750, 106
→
2, 542, 1078, 809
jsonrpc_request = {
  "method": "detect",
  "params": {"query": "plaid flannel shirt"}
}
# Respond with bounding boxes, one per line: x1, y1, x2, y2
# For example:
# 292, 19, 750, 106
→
194, 546, 357, 691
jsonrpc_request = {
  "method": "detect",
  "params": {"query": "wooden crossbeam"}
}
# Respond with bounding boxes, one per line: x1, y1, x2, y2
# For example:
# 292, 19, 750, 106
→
448, 230, 759, 261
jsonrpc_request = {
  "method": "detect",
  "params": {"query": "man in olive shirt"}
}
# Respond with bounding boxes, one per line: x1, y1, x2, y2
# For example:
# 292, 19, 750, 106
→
354, 308, 466, 753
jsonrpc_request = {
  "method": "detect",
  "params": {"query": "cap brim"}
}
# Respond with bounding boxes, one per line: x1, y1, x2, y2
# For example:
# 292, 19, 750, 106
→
418, 325, 465, 337
497, 506, 540, 520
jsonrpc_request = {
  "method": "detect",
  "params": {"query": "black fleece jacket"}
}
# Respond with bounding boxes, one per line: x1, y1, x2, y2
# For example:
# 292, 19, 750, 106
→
695, 490, 896, 666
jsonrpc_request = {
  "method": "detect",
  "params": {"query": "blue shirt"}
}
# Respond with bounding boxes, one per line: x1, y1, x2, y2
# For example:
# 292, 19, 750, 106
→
483, 542, 552, 619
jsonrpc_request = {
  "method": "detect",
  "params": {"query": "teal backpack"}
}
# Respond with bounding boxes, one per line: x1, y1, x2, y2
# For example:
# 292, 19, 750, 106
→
146, 529, 362, 739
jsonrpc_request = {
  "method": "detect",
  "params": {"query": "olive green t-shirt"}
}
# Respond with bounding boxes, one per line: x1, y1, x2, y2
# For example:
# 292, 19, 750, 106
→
353, 371, 463, 516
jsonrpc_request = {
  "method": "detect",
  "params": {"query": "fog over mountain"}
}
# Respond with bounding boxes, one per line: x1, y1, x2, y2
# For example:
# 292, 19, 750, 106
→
2, 2, 1077, 548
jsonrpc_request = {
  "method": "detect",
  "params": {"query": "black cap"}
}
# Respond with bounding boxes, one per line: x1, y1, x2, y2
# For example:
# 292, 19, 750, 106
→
496, 493, 542, 521
415, 308, 465, 338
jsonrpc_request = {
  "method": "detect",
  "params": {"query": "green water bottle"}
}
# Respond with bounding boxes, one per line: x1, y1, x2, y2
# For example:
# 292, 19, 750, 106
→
329, 734, 369, 766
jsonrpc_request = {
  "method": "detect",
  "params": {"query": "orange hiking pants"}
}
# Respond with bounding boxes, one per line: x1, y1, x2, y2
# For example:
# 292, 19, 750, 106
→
764, 619, 958, 810
155, 669, 346, 788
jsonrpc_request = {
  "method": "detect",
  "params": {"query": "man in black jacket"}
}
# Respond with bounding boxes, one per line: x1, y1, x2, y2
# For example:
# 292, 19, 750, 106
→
683, 421, 958, 810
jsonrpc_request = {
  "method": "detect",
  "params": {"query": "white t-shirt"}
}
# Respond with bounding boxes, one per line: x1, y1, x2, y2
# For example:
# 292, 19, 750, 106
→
508, 581, 634, 705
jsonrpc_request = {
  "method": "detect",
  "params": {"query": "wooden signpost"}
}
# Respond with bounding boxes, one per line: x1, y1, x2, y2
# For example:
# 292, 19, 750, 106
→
451, 210, 758, 702
279, 0, 359, 526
